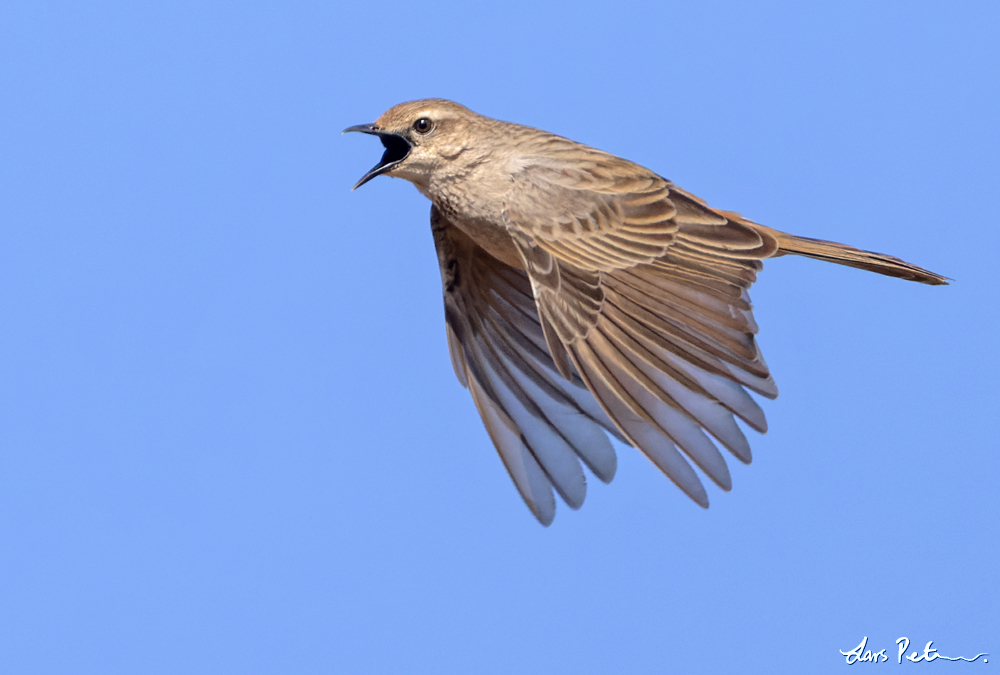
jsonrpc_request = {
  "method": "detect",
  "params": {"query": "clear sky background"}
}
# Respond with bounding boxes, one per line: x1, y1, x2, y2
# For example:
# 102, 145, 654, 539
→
1, 2, 996, 673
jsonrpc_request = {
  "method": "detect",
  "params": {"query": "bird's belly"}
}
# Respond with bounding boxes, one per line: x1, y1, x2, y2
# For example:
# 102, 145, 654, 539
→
450, 214, 523, 269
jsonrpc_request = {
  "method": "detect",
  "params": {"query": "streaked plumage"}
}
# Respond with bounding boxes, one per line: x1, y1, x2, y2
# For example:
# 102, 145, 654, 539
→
346, 99, 946, 525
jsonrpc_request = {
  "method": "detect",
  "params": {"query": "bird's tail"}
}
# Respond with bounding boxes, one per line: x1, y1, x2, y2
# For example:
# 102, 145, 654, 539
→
749, 223, 949, 286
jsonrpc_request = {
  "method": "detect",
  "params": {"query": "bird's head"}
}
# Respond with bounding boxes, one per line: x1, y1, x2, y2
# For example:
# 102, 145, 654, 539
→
344, 98, 481, 191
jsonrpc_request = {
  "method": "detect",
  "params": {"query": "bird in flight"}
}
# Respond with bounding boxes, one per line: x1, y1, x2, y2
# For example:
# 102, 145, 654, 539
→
345, 99, 946, 525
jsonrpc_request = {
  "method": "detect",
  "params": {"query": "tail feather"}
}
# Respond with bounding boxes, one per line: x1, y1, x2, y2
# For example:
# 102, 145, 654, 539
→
751, 224, 948, 286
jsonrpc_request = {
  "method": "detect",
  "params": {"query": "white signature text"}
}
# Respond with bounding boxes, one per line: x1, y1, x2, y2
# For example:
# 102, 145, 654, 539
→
840, 637, 987, 665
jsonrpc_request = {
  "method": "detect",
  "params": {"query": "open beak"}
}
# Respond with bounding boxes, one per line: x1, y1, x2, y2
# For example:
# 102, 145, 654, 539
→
343, 124, 412, 190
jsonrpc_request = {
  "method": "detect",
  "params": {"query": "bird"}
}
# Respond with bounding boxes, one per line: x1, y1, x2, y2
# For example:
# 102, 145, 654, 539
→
344, 99, 946, 525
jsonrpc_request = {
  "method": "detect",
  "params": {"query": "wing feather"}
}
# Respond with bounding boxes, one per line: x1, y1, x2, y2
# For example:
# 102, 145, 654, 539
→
432, 206, 621, 523
496, 138, 781, 511
569, 340, 711, 506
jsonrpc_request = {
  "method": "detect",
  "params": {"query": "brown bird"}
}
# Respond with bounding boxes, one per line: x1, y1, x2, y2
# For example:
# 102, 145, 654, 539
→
345, 99, 946, 525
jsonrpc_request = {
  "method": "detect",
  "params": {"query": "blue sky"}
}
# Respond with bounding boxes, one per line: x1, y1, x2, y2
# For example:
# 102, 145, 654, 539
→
1, 2, 996, 673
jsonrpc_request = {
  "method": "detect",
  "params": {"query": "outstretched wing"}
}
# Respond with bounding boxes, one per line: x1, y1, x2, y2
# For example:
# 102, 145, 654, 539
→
431, 206, 625, 525
502, 135, 779, 508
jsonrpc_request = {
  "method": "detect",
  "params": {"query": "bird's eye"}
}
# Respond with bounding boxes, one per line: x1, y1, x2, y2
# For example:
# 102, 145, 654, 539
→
413, 117, 433, 134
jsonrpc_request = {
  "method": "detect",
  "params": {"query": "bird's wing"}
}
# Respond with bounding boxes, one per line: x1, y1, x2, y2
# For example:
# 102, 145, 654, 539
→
503, 134, 777, 270
502, 139, 779, 508
431, 205, 625, 525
